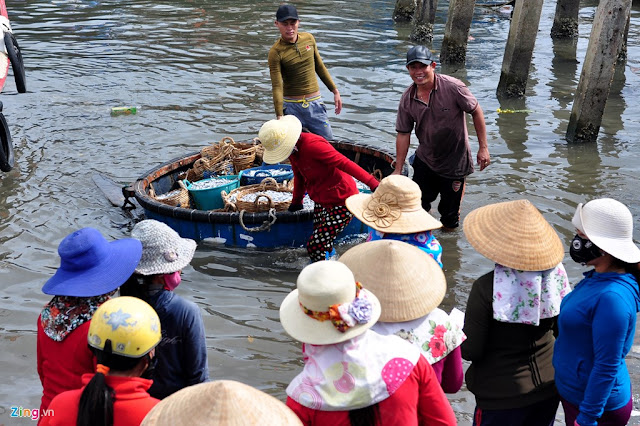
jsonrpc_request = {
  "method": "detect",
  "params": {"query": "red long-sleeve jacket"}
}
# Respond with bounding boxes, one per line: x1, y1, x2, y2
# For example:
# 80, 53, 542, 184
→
40, 374, 159, 426
289, 133, 379, 208
37, 316, 95, 413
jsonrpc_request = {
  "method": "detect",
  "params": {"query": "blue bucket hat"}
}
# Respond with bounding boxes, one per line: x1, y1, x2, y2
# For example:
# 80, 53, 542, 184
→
42, 228, 142, 297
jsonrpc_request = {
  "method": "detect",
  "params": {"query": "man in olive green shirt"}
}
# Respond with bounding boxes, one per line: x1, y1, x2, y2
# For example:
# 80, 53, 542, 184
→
268, 4, 342, 140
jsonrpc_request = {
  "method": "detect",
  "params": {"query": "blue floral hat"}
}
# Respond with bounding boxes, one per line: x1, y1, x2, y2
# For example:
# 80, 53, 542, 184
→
42, 228, 142, 297
279, 261, 381, 345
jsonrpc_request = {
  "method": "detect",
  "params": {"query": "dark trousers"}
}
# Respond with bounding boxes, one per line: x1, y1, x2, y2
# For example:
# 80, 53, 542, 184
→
412, 156, 465, 228
473, 396, 560, 426
560, 395, 632, 426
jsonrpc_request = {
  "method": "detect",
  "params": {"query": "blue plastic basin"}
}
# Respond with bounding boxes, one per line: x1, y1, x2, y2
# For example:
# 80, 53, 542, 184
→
185, 176, 239, 210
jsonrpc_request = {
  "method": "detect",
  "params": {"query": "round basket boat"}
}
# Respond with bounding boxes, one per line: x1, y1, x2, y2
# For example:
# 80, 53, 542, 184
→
132, 140, 408, 248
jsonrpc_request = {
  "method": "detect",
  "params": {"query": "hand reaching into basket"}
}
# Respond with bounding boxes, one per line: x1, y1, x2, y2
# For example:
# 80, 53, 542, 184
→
288, 203, 303, 212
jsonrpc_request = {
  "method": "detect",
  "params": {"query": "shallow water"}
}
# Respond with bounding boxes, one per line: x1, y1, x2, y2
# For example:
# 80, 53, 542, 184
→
1, 0, 639, 424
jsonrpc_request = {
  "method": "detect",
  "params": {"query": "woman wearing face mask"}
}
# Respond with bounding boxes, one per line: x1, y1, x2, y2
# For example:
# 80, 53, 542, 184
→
120, 220, 209, 400
41, 296, 162, 426
553, 198, 640, 426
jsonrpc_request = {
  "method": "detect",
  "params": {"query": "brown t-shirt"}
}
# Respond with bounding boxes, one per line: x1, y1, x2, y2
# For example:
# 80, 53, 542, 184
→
396, 74, 477, 179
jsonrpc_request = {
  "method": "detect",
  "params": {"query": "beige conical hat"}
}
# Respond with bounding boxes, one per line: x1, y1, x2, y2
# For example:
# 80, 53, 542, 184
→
339, 240, 446, 322
463, 199, 564, 271
141, 380, 302, 426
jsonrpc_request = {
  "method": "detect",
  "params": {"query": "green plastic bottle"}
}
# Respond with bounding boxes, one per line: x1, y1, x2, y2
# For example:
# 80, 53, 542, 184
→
110, 106, 138, 116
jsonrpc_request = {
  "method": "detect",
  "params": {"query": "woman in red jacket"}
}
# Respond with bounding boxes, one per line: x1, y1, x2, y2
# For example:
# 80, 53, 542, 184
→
279, 260, 457, 425
37, 228, 142, 414
259, 115, 379, 261
41, 296, 162, 426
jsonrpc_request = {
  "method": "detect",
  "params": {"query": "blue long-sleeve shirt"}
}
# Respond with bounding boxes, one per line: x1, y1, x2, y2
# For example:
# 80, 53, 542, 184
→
147, 290, 209, 399
553, 270, 640, 426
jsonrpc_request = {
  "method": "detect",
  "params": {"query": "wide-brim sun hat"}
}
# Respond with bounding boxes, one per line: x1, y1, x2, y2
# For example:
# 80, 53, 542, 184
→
463, 199, 564, 271
42, 227, 142, 297
346, 175, 442, 233
279, 260, 381, 345
132, 219, 197, 276
141, 380, 302, 426
572, 197, 640, 263
339, 240, 446, 322
258, 115, 302, 164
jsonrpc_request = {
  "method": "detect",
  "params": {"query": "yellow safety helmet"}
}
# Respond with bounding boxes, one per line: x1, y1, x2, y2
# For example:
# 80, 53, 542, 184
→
88, 296, 161, 358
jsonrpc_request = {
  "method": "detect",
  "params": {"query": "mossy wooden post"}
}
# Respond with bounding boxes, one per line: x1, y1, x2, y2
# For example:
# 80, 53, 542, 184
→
551, 0, 580, 39
566, 0, 631, 143
441, 0, 476, 65
394, 0, 416, 22
496, 0, 544, 98
410, 0, 438, 43
618, 12, 630, 63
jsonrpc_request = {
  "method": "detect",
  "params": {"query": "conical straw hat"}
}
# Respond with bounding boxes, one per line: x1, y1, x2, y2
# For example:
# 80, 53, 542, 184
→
463, 199, 564, 271
339, 240, 446, 322
141, 380, 302, 426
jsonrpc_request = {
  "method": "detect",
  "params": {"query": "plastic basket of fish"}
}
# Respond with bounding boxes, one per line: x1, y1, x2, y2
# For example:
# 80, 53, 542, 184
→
184, 176, 239, 210
238, 164, 294, 186
224, 188, 315, 212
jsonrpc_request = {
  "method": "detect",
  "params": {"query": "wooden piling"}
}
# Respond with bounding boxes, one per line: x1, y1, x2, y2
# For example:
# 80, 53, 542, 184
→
566, 0, 631, 143
440, 0, 476, 65
410, 0, 438, 43
496, 0, 544, 98
551, 0, 580, 39
393, 0, 417, 22
618, 12, 630, 63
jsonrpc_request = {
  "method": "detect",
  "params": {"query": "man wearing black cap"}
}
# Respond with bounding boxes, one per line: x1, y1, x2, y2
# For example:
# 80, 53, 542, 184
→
268, 3, 342, 140
392, 45, 490, 230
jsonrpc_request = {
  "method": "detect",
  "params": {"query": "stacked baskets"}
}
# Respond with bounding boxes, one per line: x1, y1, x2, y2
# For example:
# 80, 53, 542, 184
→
154, 136, 265, 210
185, 136, 262, 182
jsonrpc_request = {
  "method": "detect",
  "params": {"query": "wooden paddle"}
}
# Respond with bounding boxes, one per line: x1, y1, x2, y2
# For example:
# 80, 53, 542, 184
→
92, 173, 138, 209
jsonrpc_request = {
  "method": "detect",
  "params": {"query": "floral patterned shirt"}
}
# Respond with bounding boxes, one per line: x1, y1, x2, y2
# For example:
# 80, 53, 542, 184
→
492, 263, 571, 326
372, 308, 465, 364
40, 292, 114, 342
367, 228, 443, 267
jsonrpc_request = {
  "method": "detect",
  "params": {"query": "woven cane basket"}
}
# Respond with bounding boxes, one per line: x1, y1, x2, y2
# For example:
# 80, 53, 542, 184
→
221, 178, 292, 212
151, 180, 190, 208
